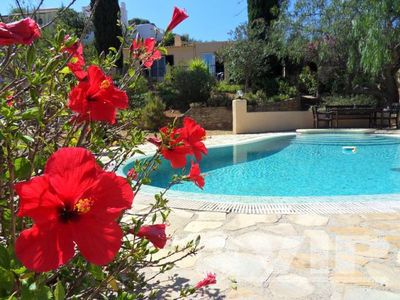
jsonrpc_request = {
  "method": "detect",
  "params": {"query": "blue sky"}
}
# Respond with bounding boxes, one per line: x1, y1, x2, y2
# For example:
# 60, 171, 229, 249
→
0, 0, 248, 41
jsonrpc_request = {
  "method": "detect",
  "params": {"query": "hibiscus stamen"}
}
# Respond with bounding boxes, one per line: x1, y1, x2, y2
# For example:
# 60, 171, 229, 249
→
74, 198, 94, 214
100, 80, 111, 89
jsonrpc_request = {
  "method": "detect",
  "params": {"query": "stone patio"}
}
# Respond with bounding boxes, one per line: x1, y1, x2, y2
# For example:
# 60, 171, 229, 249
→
134, 204, 400, 299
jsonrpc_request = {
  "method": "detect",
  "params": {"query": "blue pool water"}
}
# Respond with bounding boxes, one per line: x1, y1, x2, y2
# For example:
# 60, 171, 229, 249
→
128, 134, 400, 197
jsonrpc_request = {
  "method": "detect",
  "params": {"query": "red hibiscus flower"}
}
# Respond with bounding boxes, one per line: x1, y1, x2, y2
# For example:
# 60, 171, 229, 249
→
158, 126, 191, 169
166, 7, 189, 32
130, 37, 161, 68
195, 273, 217, 289
187, 162, 205, 189
178, 117, 207, 161
68, 65, 128, 124
62, 36, 87, 80
0, 18, 41, 46
136, 224, 167, 249
15, 147, 134, 272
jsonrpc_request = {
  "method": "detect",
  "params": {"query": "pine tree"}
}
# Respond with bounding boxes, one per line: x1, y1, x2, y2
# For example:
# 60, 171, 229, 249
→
90, 0, 123, 69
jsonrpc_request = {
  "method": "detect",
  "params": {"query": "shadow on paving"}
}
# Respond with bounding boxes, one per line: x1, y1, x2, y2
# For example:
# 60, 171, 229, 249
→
148, 273, 225, 299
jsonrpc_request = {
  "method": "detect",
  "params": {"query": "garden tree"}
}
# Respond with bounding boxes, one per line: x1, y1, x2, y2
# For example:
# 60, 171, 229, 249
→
270, 0, 400, 104
219, 23, 277, 93
247, 0, 281, 40
128, 17, 151, 25
246, 0, 283, 94
90, 0, 123, 69
58, 8, 85, 37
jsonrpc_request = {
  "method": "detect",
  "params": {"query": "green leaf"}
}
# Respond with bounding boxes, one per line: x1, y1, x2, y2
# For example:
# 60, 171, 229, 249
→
21, 283, 52, 300
59, 66, 71, 74
21, 107, 39, 120
0, 245, 10, 269
158, 46, 168, 55
20, 135, 35, 144
26, 46, 36, 67
14, 157, 31, 180
0, 267, 14, 297
54, 281, 65, 300
88, 264, 104, 281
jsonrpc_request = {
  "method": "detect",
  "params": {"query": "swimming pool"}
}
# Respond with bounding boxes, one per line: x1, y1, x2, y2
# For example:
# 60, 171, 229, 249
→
124, 134, 400, 200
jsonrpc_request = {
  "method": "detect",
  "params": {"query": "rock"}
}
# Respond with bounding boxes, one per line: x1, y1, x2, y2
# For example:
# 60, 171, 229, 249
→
227, 231, 301, 252
268, 274, 315, 298
184, 221, 223, 233
224, 214, 279, 231
330, 214, 362, 226
170, 209, 194, 219
262, 223, 297, 235
328, 226, 376, 236
365, 262, 400, 290
385, 236, 400, 248
226, 288, 266, 300
196, 211, 226, 221
175, 254, 198, 268
304, 230, 334, 251
368, 221, 400, 231
354, 242, 389, 259
331, 271, 373, 286
334, 253, 369, 269
342, 286, 400, 300
291, 253, 330, 270
201, 252, 273, 284
288, 214, 329, 226
361, 213, 400, 221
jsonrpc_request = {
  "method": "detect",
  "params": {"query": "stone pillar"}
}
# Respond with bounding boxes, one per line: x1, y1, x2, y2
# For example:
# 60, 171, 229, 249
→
232, 99, 247, 134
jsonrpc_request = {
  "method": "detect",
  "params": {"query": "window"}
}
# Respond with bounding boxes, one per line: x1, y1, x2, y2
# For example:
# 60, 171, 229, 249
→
201, 53, 216, 75
150, 56, 166, 79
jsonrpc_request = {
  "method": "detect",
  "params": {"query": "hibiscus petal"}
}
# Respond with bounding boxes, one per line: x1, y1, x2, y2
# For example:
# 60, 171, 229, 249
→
73, 218, 122, 265
84, 172, 134, 221
87, 65, 107, 88
107, 87, 129, 109
45, 148, 102, 205
68, 81, 90, 114
15, 224, 74, 272
88, 100, 117, 124
15, 175, 61, 224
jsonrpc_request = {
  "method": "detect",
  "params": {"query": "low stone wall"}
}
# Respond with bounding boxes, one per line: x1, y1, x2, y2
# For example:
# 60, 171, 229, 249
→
186, 106, 232, 130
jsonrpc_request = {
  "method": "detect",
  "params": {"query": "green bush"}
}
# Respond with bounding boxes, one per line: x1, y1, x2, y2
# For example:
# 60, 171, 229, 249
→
156, 81, 179, 108
322, 94, 378, 106
140, 93, 166, 130
298, 66, 318, 95
158, 59, 216, 111
278, 80, 298, 99
214, 81, 243, 93
207, 92, 234, 107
